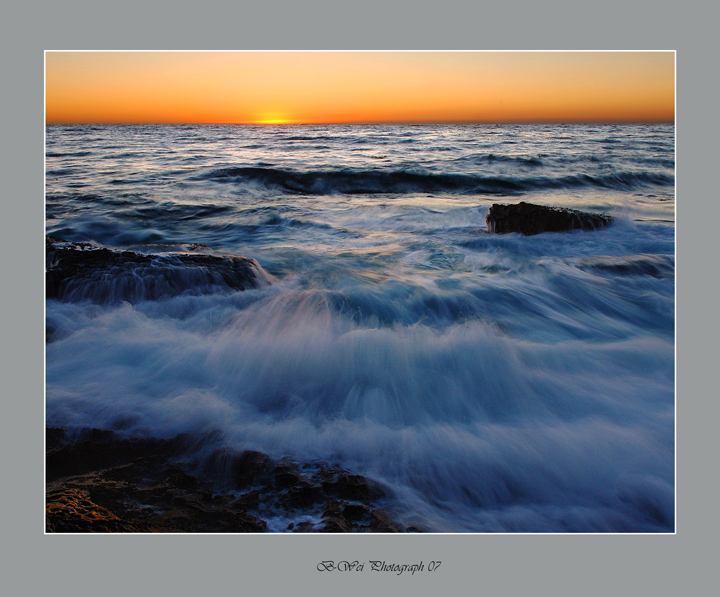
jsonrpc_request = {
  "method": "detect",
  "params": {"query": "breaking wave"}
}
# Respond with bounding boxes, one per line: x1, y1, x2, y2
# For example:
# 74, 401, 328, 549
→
197, 166, 674, 195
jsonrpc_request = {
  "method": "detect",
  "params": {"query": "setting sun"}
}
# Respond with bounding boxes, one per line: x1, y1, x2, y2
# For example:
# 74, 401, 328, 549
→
253, 115, 297, 125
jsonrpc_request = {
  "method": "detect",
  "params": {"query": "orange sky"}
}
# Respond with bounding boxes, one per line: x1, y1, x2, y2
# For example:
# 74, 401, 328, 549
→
45, 52, 675, 124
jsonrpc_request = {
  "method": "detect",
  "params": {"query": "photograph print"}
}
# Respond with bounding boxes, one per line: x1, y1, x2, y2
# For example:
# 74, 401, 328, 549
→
45, 51, 675, 533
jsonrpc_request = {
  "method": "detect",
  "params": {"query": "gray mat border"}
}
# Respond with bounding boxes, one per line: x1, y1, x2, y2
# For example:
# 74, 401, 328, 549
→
5, 1, 714, 595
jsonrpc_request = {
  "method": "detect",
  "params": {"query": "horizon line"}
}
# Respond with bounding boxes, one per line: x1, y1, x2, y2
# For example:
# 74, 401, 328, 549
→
45, 120, 675, 125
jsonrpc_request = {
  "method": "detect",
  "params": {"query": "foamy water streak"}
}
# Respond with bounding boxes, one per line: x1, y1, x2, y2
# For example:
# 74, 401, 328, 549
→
46, 123, 675, 532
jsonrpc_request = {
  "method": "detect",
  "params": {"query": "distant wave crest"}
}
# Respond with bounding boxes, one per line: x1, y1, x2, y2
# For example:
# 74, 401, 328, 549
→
197, 166, 674, 195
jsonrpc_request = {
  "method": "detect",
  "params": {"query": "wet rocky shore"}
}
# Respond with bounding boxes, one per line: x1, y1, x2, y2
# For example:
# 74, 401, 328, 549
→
46, 428, 407, 533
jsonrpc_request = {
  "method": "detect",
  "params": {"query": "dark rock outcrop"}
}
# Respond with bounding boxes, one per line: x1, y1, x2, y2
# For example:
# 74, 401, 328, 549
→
46, 236, 269, 303
46, 428, 405, 533
486, 202, 612, 235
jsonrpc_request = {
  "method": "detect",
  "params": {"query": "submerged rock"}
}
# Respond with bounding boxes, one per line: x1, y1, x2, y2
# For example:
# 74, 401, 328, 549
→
575, 254, 674, 278
45, 427, 405, 533
486, 202, 612, 235
203, 448, 274, 490
46, 236, 270, 303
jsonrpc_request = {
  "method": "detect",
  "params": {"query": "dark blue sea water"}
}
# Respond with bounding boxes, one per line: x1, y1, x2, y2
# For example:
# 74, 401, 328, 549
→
45, 123, 675, 532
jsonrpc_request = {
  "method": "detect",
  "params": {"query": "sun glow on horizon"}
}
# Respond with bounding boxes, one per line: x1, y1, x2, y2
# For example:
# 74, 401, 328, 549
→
250, 111, 298, 125
46, 52, 675, 125
253, 119, 297, 125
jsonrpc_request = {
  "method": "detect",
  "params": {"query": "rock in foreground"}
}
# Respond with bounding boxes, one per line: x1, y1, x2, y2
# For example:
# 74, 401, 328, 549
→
46, 236, 270, 303
46, 428, 404, 533
486, 202, 612, 235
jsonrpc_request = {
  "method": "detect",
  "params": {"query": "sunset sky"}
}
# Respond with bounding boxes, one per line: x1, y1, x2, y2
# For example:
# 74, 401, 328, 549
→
45, 52, 675, 124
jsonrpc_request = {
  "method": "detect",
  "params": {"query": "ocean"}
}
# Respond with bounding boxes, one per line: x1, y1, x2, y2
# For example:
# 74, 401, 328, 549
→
45, 123, 675, 532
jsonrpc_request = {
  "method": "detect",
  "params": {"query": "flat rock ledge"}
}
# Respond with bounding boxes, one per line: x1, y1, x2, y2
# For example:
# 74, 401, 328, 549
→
46, 236, 269, 303
486, 202, 612, 235
46, 428, 410, 533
